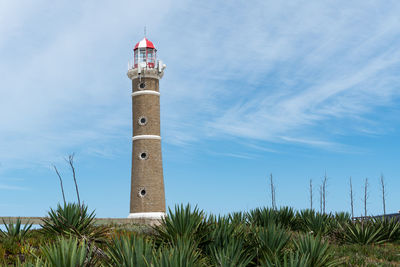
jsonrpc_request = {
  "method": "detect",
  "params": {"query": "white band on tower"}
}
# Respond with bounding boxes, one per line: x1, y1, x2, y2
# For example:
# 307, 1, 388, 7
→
132, 90, 160, 97
128, 212, 166, 219
132, 135, 161, 141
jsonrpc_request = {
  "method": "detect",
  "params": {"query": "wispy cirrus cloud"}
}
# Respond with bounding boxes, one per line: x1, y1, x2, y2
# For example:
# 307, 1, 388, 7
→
0, 0, 178, 168
0, 184, 27, 191
159, 1, 400, 148
1, 0, 400, 172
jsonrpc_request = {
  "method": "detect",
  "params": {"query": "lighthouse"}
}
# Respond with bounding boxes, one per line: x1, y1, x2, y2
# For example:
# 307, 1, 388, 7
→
127, 37, 166, 219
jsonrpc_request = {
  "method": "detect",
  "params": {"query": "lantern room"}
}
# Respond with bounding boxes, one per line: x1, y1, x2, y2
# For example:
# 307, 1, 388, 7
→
134, 37, 157, 69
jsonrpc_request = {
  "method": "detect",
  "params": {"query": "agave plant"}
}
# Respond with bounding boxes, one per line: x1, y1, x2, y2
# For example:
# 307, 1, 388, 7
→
41, 203, 108, 242
341, 221, 386, 245
295, 234, 340, 267
150, 238, 206, 267
372, 217, 400, 242
16, 259, 45, 267
297, 209, 334, 236
263, 252, 310, 267
0, 218, 32, 242
210, 238, 253, 267
228, 211, 247, 226
275, 207, 297, 230
40, 237, 96, 267
248, 207, 297, 230
206, 216, 245, 250
205, 216, 252, 266
104, 234, 154, 266
333, 212, 351, 225
247, 207, 278, 227
153, 204, 210, 247
252, 223, 291, 265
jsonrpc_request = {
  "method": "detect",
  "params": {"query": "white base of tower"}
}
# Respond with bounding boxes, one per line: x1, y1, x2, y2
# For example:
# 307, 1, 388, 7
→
127, 212, 166, 220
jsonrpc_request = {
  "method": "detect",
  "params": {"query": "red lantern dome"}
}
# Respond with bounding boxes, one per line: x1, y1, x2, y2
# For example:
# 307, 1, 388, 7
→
134, 37, 157, 68
134, 37, 156, 50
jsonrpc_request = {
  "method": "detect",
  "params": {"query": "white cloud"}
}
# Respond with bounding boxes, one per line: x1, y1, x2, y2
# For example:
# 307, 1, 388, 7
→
0, 184, 26, 190
1, 0, 400, 170
0, 0, 177, 168
159, 0, 400, 147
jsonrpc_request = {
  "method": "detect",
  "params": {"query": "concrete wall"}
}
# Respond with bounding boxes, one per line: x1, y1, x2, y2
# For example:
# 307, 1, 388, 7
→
0, 217, 162, 226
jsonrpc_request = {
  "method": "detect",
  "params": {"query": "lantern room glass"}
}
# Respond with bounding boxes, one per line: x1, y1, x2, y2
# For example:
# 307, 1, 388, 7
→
134, 47, 157, 68
139, 49, 146, 62
147, 49, 154, 62
134, 50, 138, 66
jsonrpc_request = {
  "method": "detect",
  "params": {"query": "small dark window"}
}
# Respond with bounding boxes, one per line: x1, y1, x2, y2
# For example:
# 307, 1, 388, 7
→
139, 82, 146, 89
138, 116, 147, 125
140, 189, 146, 196
138, 151, 148, 160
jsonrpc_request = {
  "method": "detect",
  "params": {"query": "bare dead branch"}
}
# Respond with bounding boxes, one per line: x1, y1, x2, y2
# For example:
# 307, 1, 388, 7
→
269, 173, 276, 210
349, 177, 354, 218
319, 184, 323, 214
309, 179, 313, 210
380, 173, 386, 215
322, 172, 328, 214
364, 178, 369, 217
53, 165, 66, 206
66, 153, 80, 206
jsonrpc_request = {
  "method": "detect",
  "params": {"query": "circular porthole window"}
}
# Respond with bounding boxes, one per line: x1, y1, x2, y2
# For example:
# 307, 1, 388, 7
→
138, 82, 146, 90
138, 188, 147, 198
138, 116, 147, 126
138, 152, 148, 160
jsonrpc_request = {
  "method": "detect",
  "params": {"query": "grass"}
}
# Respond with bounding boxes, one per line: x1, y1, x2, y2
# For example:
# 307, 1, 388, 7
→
331, 243, 400, 266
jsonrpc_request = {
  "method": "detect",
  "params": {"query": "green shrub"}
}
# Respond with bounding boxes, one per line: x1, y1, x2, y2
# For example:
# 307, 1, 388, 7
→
333, 212, 351, 225
0, 218, 34, 265
5, 204, 400, 266
275, 207, 297, 230
209, 238, 253, 267
341, 221, 386, 245
205, 216, 252, 266
0, 218, 32, 242
104, 234, 154, 266
372, 217, 400, 242
248, 207, 278, 227
206, 216, 245, 250
297, 210, 334, 236
295, 234, 339, 267
150, 238, 206, 267
153, 204, 210, 247
16, 258, 45, 267
40, 203, 108, 243
248, 207, 297, 230
252, 223, 291, 265
263, 252, 310, 267
227, 211, 247, 226
40, 237, 96, 267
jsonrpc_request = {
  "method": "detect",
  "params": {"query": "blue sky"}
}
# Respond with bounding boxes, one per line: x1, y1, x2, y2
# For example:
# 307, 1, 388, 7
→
1, 1, 400, 218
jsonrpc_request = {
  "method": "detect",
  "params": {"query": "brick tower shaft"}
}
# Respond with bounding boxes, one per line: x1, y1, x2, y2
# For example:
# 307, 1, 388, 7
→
127, 37, 166, 219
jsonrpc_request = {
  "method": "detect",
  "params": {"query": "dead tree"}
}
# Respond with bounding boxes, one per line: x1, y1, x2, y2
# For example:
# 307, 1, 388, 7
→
53, 165, 66, 205
319, 184, 323, 214
349, 177, 354, 219
380, 173, 386, 215
322, 173, 328, 214
364, 178, 369, 217
309, 179, 313, 210
269, 173, 276, 210
67, 153, 81, 206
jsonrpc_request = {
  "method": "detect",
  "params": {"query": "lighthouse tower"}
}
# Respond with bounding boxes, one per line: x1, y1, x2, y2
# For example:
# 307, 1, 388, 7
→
127, 37, 166, 219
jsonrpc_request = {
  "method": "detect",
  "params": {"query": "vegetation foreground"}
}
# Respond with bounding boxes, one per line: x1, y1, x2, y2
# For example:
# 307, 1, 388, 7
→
1, 204, 400, 266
